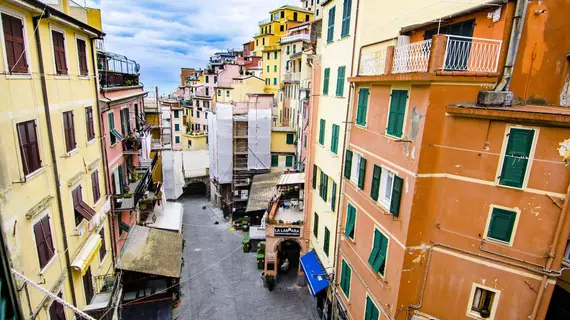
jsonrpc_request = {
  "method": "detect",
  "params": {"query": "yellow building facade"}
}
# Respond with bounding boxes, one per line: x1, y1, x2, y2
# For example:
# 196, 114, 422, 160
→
270, 128, 296, 172
0, 1, 113, 319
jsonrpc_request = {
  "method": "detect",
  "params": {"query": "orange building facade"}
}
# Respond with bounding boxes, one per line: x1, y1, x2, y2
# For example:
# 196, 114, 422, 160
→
333, 1, 570, 320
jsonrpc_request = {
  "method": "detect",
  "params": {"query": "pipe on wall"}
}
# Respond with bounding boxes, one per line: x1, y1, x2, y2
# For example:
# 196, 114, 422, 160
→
32, 14, 77, 307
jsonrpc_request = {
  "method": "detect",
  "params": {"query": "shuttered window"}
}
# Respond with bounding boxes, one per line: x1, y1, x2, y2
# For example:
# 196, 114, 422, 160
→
108, 112, 116, 145
312, 164, 317, 189
341, 0, 352, 38
365, 297, 380, 320
49, 292, 66, 320
313, 212, 319, 237
368, 229, 388, 275
34, 214, 55, 269
390, 176, 403, 217
499, 128, 535, 188
319, 119, 326, 144
271, 155, 279, 167
85, 106, 95, 141
63, 111, 76, 152
320, 171, 329, 201
99, 227, 107, 261
386, 89, 408, 137
52, 30, 67, 75
344, 149, 353, 179
175, 124, 180, 131
340, 260, 352, 298
345, 203, 356, 239
286, 133, 294, 144
76, 38, 88, 76
327, 6, 335, 43
120, 108, 130, 135
358, 156, 367, 190
91, 170, 100, 203
370, 165, 381, 201
17, 120, 41, 176
336, 66, 345, 97
2, 13, 28, 73
356, 88, 369, 126
330, 124, 339, 154
323, 227, 330, 256
286, 155, 293, 167
331, 181, 337, 212
72, 186, 95, 226
487, 207, 517, 243
323, 68, 330, 95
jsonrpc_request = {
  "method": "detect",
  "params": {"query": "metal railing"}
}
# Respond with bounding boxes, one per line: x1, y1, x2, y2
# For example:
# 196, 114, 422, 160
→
359, 48, 388, 76
443, 35, 502, 72
392, 39, 432, 74
99, 71, 139, 88
281, 33, 311, 44
258, 18, 271, 26
95, 39, 105, 51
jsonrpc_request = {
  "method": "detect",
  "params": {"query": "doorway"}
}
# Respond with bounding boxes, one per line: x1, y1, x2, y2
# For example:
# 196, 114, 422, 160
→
277, 239, 301, 287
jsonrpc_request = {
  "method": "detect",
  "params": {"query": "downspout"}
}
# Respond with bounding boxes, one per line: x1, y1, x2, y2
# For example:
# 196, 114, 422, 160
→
332, 0, 360, 316
495, 0, 528, 91
32, 14, 77, 307
90, 38, 116, 265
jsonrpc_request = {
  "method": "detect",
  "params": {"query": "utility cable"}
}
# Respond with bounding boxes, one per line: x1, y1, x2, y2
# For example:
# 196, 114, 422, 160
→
9, 8, 46, 74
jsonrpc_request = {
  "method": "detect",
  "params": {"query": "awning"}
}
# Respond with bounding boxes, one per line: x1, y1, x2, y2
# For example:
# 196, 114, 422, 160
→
71, 234, 102, 275
300, 250, 330, 296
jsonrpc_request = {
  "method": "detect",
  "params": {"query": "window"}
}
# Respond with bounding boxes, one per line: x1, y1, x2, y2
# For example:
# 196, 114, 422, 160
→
274, 52, 277, 59
319, 119, 326, 145
331, 181, 337, 211
17, 120, 41, 176
120, 108, 130, 136
76, 38, 88, 76
345, 203, 356, 239
286, 133, 294, 144
319, 171, 328, 201
262, 38, 265, 45
280, 25, 284, 32
273, 78, 277, 85
344, 149, 353, 179
306, 14, 310, 22
226, 90, 230, 97
271, 155, 279, 167
175, 124, 180, 131
205, 88, 209, 96
218, 89, 222, 96
386, 89, 408, 137
293, 44, 297, 53
205, 75, 209, 83
99, 227, 106, 261
256, 39, 259, 46
108, 112, 116, 145
324, 226, 330, 256
486, 207, 518, 244
63, 111, 76, 152
281, 11, 285, 18
341, 0, 352, 37
267, 65, 270, 72
330, 124, 339, 154
286, 46, 290, 54
91, 170, 100, 203
175, 136, 180, 144
327, 6, 336, 43
72, 185, 95, 226
364, 296, 380, 320
469, 285, 498, 319
2, 13, 28, 73
294, 12, 298, 21
376, 167, 403, 216
313, 212, 319, 237
498, 128, 535, 188
336, 66, 346, 96
85, 106, 95, 141
34, 214, 55, 269
266, 78, 269, 85
51, 30, 67, 75
274, 65, 277, 72
356, 88, 369, 126
316, 9, 319, 16
350, 153, 366, 190
286, 155, 293, 167
268, 25, 272, 34
266, 52, 270, 60
312, 165, 317, 189
197, 111, 200, 118
49, 292, 66, 320
83, 267, 94, 304
367, 229, 388, 276
370, 165, 381, 201
340, 260, 351, 298
323, 68, 330, 95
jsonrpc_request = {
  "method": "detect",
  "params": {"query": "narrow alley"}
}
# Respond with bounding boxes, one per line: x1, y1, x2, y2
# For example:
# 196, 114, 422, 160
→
173, 194, 320, 320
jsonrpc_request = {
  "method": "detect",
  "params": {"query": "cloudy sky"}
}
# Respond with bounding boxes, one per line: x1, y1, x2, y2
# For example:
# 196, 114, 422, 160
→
85, 0, 292, 95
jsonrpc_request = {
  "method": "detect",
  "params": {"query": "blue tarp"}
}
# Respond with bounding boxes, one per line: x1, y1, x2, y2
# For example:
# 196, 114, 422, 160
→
300, 249, 330, 296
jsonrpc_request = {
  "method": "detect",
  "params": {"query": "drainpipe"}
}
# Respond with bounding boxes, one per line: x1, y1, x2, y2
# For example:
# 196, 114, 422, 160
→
90, 38, 116, 266
32, 14, 77, 307
495, 0, 528, 91
332, 0, 361, 317
529, 183, 570, 319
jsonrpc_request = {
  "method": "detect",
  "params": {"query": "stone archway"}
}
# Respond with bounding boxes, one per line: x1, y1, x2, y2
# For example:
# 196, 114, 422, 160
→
273, 238, 303, 287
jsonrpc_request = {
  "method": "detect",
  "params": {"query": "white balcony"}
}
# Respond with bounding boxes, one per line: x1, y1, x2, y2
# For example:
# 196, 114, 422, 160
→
281, 33, 311, 44
359, 48, 388, 76
258, 18, 271, 26
443, 35, 502, 73
392, 39, 432, 74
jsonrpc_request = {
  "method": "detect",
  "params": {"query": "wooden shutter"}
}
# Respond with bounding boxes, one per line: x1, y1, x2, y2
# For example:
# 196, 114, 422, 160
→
323, 68, 330, 95
390, 176, 403, 216
99, 227, 106, 261
52, 30, 67, 75
85, 107, 95, 141
34, 219, 48, 268
331, 181, 337, 211
336, 66, 345, 96
499, 128, 534, 188
327, 6, 335, 43
387, 90, 408, 137
488, 208, 516, 242
312, 164, 317, 189
42, 215, 55, 262
91, 171, 100, 203
17, 120, 41, 175
313, 212, 319, 237
77, 38, 88, 76
370, 165, 382, 200
345, 204, 356, 238
63, 111, 75, 152
358, 157, 366, 189
341, 0, 352, 37
356, 88, 369, 126
2, 13, 28, 73
344, 150, 353, 179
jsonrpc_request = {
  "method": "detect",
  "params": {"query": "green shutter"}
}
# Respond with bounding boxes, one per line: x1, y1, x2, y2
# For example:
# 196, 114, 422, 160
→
117, 165, 124, 194
341, 0, 352, 37
336, 66, 345, 97
488, 208, 517, 242
327, 6, 335, 43
386, 90, 408, 137
365, 297, 379, 320
331, 181, 337, 211
322, 174, 329, 202
319, 119, 326, 144
120, 109, 126, 135
313, 212, 319, 237
345, 203, 356, 239
312, 165, 317, 189
324, 227, 330, 256
356, 88, 369, 126
331, 124, 339, 154
286, 133, 294, 144
271, 155, 279, 167
368, 230, 387, 275
344, 150, 353, 179
108, 112, 116, 145
175, 124, 180, 131
323, 68, 330, 95
175, 136, 180, 143
499, 128, 534, 188
340, 260, 351, 298
358, 157, 367, 189
370, 165, 382, 200
390, 176, 403, 217
286, 156, 293, 167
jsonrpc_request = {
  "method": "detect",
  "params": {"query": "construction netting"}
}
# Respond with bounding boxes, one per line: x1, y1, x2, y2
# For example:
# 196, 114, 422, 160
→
214, 103, 233, 184
247, 108, 271, 170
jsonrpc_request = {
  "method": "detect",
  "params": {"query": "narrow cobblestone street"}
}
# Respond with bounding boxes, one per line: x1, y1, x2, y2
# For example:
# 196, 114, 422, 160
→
173, 194, 320, 320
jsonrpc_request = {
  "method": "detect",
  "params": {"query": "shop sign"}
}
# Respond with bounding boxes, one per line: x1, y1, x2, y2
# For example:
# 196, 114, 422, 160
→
274, 227, 300, 237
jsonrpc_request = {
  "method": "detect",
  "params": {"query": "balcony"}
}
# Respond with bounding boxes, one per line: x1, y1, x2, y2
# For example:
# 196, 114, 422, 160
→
280, 33, 311, 44
99, 71, 140, 88
98, 51, 140, 89
259, 18, 271, 26
113, 154, 158, 211
357, 34, 502, 77
122, 136, 142, 154
84, 273, 121, 320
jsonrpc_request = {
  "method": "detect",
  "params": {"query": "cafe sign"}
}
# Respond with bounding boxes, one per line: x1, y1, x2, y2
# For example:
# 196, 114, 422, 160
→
274, 227, 300, 237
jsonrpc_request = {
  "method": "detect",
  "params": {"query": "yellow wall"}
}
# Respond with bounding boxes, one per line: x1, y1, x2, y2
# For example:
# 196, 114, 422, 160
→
215, 88, 233, 103
182, 134, 208, 151
271, 131, 296, 153
231, 76, 266, 101
263, 50, 281, 94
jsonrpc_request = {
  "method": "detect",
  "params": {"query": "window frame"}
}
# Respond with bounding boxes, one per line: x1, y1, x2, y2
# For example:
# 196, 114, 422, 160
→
336, 66, 346, 97
0, 8, 31, 75
495, 126, 538, 190
91, 169, 101, 204
49, 26, 69, 77
364, 294, 380, 320
483, 205, 520, 247
466, 283, 500, 320
62, 110, 76, 153
323, 68, 330, 95
32, 210, 56, 273
16, 119, 42, 177
355, 87, 370, 127
340, 259, 352, 299
326, 6, 336, 43
345, 202, 356, 241
379, 167, 395, 209
385, 88, 409, 139
75, 35, 89, 77
368, 226, 389, 278
330, 124, 340, 154
341, 0, 352, 38
85, 106, 95, 142
318, 119, 326, 145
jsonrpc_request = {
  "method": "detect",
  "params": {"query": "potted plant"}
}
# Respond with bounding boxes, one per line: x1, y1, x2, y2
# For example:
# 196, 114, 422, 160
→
256, 252, 265, 270
139, 196, 158, 211
242, 234, 250, 253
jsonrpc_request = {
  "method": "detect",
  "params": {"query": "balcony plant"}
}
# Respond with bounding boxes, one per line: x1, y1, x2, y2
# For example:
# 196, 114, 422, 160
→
139, 196, 158, 211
